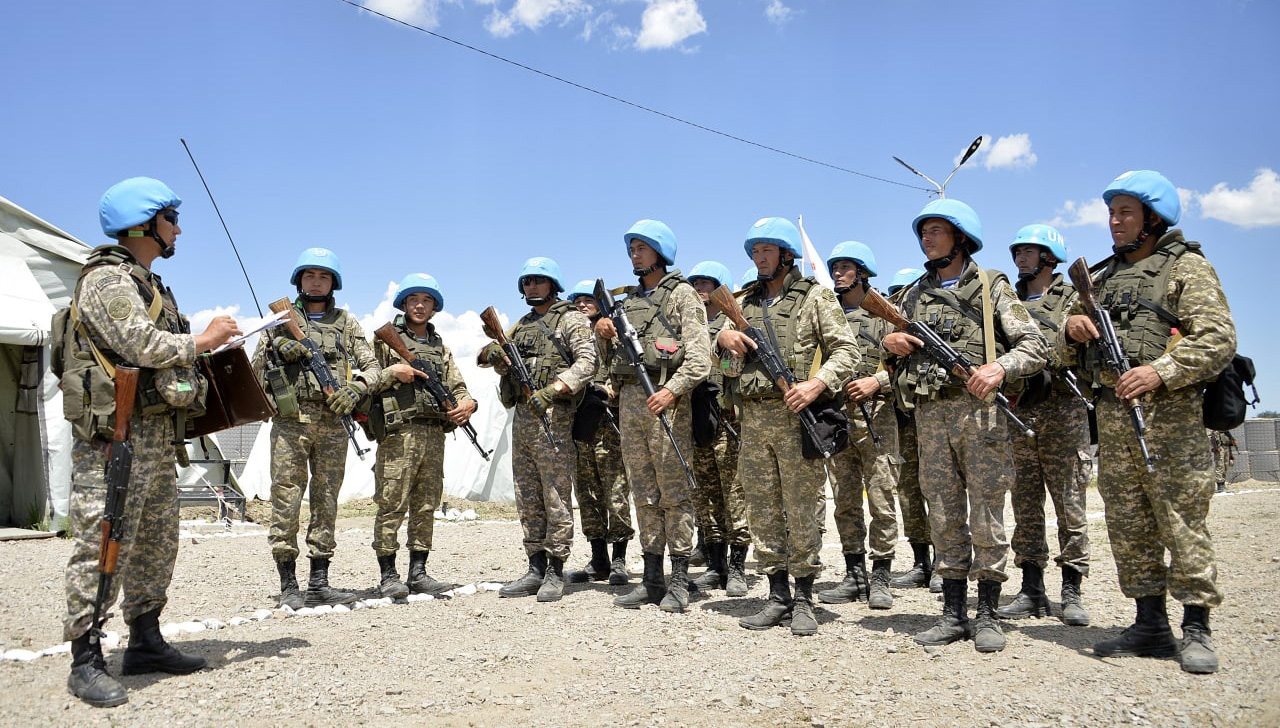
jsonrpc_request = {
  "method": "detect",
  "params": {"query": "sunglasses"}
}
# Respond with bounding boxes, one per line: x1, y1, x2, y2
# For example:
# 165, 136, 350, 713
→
160, 209, 179, 224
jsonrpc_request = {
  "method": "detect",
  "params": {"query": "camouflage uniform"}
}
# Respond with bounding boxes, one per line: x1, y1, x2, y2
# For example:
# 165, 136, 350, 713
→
692, 313, 749, 548
1208, 430, 1233, 487
894, 411, 929, 543
574, 341, 634, 544
251, 298, 379, 563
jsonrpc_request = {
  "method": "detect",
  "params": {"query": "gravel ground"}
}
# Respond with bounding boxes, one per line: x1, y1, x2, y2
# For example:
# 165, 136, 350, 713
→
1, 484, 1278, 727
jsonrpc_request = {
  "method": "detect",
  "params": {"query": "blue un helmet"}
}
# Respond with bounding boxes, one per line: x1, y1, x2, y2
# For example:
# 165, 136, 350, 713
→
291, 247, 343, 291
1102, 170, 1181, 226
887, 267, 925, 295
743, 217, 802, 259
912, 199, 983, 254
517, 256, 564, 295
393, 273, 444, 311
99, 177, 182, 238
738, 266, 759, 292
1009, 224, 1067, 263
825, 241, 879, 278
567, 279, 596, 302
687, 260, 733, 290
624, 219, 677, 268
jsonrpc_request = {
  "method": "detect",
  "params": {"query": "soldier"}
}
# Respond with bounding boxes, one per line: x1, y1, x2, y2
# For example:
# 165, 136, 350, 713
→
60, 177, 241, 707
596, 221, 710, 613
817, 242, 901, 610
686, 261, 751, 597
563, 280, 635, 585
997, 225, 1092, 627
480, 258, 596, 602
365, 274, 475, 598
718, 217, 859, 636
1062, 170, 1236, 674
883, 199, 1047, 653
1208, 429, 1234, 494
252, 248, 381, 609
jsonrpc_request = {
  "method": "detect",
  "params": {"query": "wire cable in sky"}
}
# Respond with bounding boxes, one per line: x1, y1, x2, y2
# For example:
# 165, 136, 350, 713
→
332, 0, 932, 192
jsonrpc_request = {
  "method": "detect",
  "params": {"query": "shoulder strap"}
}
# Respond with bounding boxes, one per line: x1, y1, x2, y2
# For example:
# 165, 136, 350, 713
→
68, 268, 165, 379
975, 267, 996, 365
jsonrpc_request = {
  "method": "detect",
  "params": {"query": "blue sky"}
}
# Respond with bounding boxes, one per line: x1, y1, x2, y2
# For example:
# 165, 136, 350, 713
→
6, 0, 1278, 402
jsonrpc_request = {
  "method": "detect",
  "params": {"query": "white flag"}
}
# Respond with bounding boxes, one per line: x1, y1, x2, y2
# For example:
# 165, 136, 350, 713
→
797, 215, 834, 289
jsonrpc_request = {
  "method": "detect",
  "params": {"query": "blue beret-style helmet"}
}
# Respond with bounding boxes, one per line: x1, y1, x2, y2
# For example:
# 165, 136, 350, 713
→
291, 247, 343, 291
517, 256, 564, 294
888, 267, 924, 295
743, 217, 802, 259
624, 219, 677, 266
1009, 224, 1067, 262
825, 241, 879, 278
567, 279, 596, 301
912, 199, 983, 253
393, 273, 443, 311
99, 177, 181, 238
687, 260, 733, 289
1102, 170, 1181, 225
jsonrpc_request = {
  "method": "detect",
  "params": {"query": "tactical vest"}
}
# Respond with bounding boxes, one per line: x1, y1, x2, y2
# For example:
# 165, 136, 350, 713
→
736, 270, 819, 399
281, 301, 356, 402
1081, 236, 1202, 385
845, 308, 885, 380
609, 272, 690, 387
372, 321, 454, 433
502, 300, 579, 405
1018, 274, 1077, 392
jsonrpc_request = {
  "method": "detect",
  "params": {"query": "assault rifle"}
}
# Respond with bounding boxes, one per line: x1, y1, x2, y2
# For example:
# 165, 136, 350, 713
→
594, 279, 699, 489
373, 323, 491, 460
859, 287, 1035, 438
90, 366, 139, 644
480, 306, 559, 450
857, 400, 881, 447
1068, 258, 1156, 472
1061, 369, 1095, 411
708, 285, 837, 458
268, 298, 369, 459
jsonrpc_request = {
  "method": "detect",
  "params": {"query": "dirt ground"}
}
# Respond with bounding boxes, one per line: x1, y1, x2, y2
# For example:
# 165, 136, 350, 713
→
2, 484, 1278, 728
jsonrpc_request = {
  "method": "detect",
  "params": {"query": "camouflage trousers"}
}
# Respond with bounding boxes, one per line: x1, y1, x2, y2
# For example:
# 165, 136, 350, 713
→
692, 422, 750, 546
1009, 391, 1091, 574
573, 417, 635, 543
512, 401, 576, 561
895, 411, 930, 544
829, 396, 901, 560
64, 413, 179, 640
738, 397, 824, 578
916, 394, 1013, 583
372, 420, 446, 555
619, 384, 696, 556
268, 401, 349, 562
1211, 436, 1230, 484
1096, 387, 1221, 608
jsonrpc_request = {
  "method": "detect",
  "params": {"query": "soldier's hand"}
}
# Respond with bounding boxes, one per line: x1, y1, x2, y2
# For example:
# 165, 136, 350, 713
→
646, 387, 675, 415
387, 362, 427, 384
326, 381, 367, 416
594, 318, 618, 340
478, 342, 507, 368
717, 329, 756, 357
784, 378, 826, 413
273, 337, 309, 362
1116, 364, 1162, 400
882, 332, 922, 357
194, 315, 241, 353
528, 382, 560, 415
846, 376, 880, 402
447, 398, 477, 426
1065, 314, 1099, 343
966, 362, 1006, 401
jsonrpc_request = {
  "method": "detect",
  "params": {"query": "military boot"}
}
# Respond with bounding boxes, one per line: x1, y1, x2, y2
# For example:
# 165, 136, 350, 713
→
972, 580, 1006, 653
275, 559, 304, 610
928, 557, 943, 593
791, 575, 818, 636
121, 609, 208, 675
408, 550, 457, 596
725, 544, 749, 597
996, 562, 1050, 619
1179, 605, 1219, 674
608, 540, 630, 585
914, 578, 970, 646
615, 553, 665, 608
67, 633, 127, 708
740, 571, 793, 630
1060, 567, 1090, 626
377, 554, 409, 599
868, 559, 893, 610
305, 558, 359, 607
691, 542, 727, 591
660, 555, 691, 613
566, 538, 610, 584
689, 529, 707, 567
1093, 594, 1179, 658
537, 556, 566, 602
817, 552, 868, 604
891, 542, 932, 589
499, 551, 547, 598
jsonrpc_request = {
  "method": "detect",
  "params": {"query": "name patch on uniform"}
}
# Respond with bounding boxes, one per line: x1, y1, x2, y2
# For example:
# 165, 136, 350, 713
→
94, 274, 124, 291
107, 296, 134, 320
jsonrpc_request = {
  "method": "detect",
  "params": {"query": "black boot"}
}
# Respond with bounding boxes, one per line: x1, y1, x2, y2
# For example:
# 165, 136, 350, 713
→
566, 538, 611, 584
67, 633, 127, 708
276, 559, 304, 610
689, 529, 707, 567
305, 558, 358, 607
996, 562, 1050, 619
791, 575, 818, 636
868, 559, 893, 610
407, 550, 457, 596
499, 552, 547, 598
615, 553, 665, 608
891, 542, 932, 589
817, 552, 868, 604
691, 542, 728, 591
740, 570, 792, 630
928, 556, 943, 593
914, 578, 970, 646
972, 580, 1006, 653
725, 544, 749, 597
661, 555, 691, 613
1180, 605, 1219, 674
537, 556, 566, 602
1060, 567, 1090, 626
377, 554, 409, 599
1093, 594, 1178, 658
121, 609, 207, 676
608, 541, 630, 585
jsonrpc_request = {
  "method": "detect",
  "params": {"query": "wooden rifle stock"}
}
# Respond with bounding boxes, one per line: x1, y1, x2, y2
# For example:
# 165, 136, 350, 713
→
479, 306, 558, 450
268, 297, 308, 346
708, 285, 794, 394
858, 288, 911, 332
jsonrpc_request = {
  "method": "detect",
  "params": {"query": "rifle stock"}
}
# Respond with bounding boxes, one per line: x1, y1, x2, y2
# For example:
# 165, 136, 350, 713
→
479, 306, 558, 450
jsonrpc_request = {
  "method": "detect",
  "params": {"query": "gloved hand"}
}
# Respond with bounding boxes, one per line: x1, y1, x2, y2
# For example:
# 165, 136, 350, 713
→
326, 380, 368, 416
273, 337, 309, 362
479, 342, 506, 366
528, 382, 560, 415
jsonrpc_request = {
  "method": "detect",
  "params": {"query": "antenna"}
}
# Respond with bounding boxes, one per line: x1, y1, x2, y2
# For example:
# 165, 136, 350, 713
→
893, 135, 984, 198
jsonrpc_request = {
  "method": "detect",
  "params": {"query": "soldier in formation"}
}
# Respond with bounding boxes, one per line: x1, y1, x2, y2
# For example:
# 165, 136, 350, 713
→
1208, 429, 1235, 494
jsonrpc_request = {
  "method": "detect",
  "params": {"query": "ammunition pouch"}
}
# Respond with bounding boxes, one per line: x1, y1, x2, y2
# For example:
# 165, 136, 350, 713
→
263, 364, 299, 418
691, 380, 722, 449
800, 397, 850, 460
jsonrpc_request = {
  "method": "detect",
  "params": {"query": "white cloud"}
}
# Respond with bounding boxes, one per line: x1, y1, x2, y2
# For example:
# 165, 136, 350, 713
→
764, 0, 792, 25
483, 0, 593, 38
1044, 199, 1109, 229
635, 0, 707, 50
356, 281, 401, 340
1195, 168, 1280, 228
361, 0, 456, 28
978, 133, 1037, 170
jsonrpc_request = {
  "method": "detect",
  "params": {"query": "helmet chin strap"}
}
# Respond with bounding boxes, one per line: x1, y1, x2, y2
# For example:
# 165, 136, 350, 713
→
297, 285, 333, 305
833, 273, 868, 297
1114, 208, 1158, 255
756, 254, 794, 283
1017, 251, 1050, 282
525, 294, 552, 307
633, 263, 663, 278
924, 245, 958, 272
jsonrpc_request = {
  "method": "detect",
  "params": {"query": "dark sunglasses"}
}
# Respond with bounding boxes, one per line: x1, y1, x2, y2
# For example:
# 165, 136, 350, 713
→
160, 209, 179, 224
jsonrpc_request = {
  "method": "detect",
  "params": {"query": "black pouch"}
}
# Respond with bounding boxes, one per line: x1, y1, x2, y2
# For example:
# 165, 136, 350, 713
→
691, 381, 722, 448
1016, 370, 1053, 409
1203, 354, 1259, 430
572, 384, 610, 443
800, 398, 850, 459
